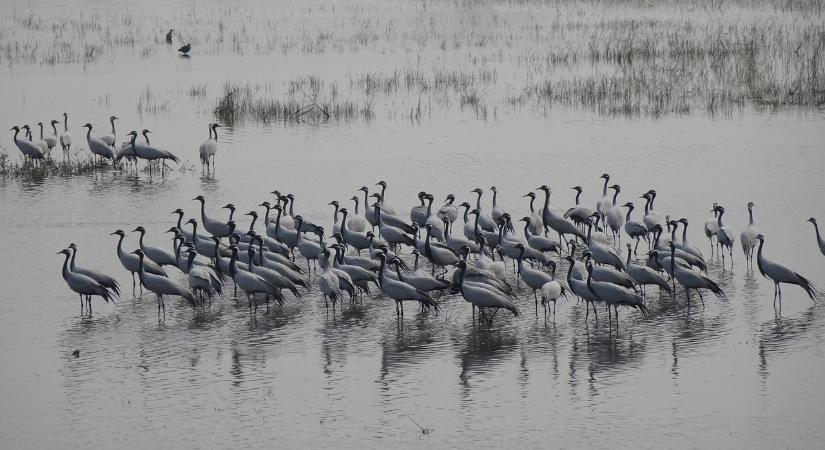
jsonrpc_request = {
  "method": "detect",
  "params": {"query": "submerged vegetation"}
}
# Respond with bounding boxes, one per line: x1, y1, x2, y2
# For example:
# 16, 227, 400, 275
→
2, 0, 824, 118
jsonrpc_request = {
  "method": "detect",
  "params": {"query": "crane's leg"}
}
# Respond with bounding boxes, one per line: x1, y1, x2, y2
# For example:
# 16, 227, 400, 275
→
534, 290, 538, 317
247, 293, 252, 313
585, 301, 590, 322
131, 272, 136, 295
686, 289, 691, 310
553, 300, 556, 319
87, 296, 92, 315
79, 294, 84, 314
592, 302, 598, 322
698, 290, 705, 307
777, 284, 783, 309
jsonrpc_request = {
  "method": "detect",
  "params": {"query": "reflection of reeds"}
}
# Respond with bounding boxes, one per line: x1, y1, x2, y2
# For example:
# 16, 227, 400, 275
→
137, 87, 171, 115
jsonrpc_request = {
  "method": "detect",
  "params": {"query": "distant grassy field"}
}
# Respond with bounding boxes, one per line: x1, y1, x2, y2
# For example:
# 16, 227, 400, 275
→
2, 0, 823, 118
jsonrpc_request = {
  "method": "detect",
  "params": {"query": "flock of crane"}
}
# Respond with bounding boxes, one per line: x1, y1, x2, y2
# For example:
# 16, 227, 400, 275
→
9, 113, 218, 173
57, 178, 824, 328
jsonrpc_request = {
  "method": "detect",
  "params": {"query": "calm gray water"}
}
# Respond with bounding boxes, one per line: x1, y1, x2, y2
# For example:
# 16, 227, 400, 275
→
2, 1, 825, 449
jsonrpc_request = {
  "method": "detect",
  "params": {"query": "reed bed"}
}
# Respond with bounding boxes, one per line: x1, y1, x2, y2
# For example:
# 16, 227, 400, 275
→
2, 0, 822, 117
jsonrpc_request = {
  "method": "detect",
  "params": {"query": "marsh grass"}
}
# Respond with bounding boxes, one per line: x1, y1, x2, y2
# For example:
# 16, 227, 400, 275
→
215, 79, 374, 124
0, 147, 115, 177
137, 87, 172, 115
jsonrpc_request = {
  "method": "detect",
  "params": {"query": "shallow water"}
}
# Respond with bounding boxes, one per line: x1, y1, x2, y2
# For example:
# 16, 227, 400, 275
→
2, 1, 825, 449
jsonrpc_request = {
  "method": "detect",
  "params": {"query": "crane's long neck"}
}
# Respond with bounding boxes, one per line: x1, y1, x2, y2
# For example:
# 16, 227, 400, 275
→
649, 194, 656, 209
273, 208, 282, 238
142, 132, 150, 145
187, 251, 196, 271
198, 201, 207, 224
528, 196, 535, 213
492, 190, 498, 209
138, 231, 146, 249
612, 189, 619, 206
256, 239, 264, 265
116, 234, 125, 259
61, 253, 71, 280
426, 197, 434, 217
190, 222, 199, 243
374, 206, 383, 227
523, 222, 530, 240
110, 119, 116, 135
601, 178, 608, 196
248, 214, 257, 232
361, 190, 369, 213
643, 197, 650, 215
541, 189, 550, 217
332, 204, 339, 224
63, 115, 68, 131
380, 184, 387, 202
681, 223, 688, 243
51, 122, 58, 136
288, 198, 294, 217
85, 126, 92, 141
717, 210, 724, 227
575, 190, 581, 205
229, 253, 238, 278
462, 206, 469, 224
748, 207, 754, 226
39, 123, 44, 140
340, 209, 349, 234
813, 221, 822, 242
175, 213, 183, 230
756, 239, 766, 277
626, 248, 631, 267
475, 192, 482, 210
670, 223, 678, 242
353, 197, 360, 215
69, 249, 77, 271
413, 252, 420, 272
625, 205, 633, 222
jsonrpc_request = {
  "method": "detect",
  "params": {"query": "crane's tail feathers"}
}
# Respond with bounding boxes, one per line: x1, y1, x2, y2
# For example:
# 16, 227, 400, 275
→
708, 279, 727, 300
795, 273, 820, 302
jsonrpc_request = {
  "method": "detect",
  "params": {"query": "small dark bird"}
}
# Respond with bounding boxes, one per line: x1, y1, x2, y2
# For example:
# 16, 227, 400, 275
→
178, 43, 191, 55
72, 349, 80, 358
166, 29, 174, 44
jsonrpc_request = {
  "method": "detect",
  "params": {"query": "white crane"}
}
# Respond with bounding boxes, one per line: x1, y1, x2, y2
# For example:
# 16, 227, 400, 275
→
704, 202, 720, 256
59, 112, 72, 161
58, 248, 115, 314
756, 234, 820, 308
45, 119, 59, 157
318, 249, 343, 309
198, 123, 219, 171
34, 122, 49, 158
604, 184, 626, 244
540, 281, 567, 320
99, 116, 118, 147
740, 202, 759, 268
807, 218, 825, 257
437, 194, 459, 225
596, 173, 612, 218
348, 195, 368, 232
